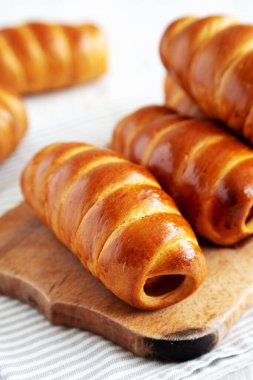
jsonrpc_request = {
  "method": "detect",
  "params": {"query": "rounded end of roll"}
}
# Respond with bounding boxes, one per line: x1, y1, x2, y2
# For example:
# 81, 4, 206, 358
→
209, 173, 253, 245
141, 274, 194, 310
131, 242, 206, 311
137, 273, 203, 311
98, 214, 206, 311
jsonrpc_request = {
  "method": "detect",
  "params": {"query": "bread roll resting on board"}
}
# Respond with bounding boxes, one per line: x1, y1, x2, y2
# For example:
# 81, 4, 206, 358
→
0, 87, 28, 163
21, 142, 205, 310
113, 105, 253, 246
164, 72, 204, 118
160, 15, 253, 144
0, 22, 107, 93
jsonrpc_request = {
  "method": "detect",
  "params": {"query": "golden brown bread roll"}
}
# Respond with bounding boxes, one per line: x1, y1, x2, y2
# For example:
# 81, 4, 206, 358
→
0, 22, 107, 93
0, 87, 28, 163
164, 72, 204, 118
113, 105, 253, 245
21, 142, 205, 310
160, 15, 253, 143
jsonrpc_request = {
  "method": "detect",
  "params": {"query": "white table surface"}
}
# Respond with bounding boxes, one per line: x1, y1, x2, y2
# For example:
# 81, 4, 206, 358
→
1, 0, 253, 379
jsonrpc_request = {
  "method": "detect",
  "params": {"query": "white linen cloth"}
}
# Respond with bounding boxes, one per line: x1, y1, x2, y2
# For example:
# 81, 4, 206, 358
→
1, 1, 253, 379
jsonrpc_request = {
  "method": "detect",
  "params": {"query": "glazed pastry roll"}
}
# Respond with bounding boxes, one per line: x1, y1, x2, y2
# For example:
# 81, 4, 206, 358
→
160, 15, 253, 143
0, 22, 107, 93
164, 72, 204, 118
0, 87, 28, 163
21, 142, 205, 310
113, 105, 253, 245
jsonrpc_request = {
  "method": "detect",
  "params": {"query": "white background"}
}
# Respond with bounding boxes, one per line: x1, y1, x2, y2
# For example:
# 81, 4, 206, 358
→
1, 1, 253, 379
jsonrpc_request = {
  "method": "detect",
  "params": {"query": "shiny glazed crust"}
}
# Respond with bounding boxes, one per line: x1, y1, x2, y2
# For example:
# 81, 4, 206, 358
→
113, 105, 253, 245
0, 87, 28, 162
0, 22, 107, 93
21, 142, 205, 310
160, 15, 253, 143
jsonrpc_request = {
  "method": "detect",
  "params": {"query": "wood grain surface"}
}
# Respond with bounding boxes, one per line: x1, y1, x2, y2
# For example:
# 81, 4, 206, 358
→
1, 202, 253, 362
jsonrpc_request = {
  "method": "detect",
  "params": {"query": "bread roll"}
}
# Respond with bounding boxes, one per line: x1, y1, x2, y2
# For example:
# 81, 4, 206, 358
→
113, 105, 253, 245
0, 87, 27, 163
160, 15, 253, 144
21, 142, 205, 310
0, 22, 107, 93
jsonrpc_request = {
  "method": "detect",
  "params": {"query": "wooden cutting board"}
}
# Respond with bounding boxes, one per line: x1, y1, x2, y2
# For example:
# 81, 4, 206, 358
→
1, 202, 253, 362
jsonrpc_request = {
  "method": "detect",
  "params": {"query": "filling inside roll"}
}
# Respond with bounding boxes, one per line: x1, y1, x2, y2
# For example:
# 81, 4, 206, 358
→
144, 274, 185, 297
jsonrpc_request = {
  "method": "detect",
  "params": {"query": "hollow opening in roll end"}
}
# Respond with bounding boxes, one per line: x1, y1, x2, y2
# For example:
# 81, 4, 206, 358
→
144, 274, 185, 297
